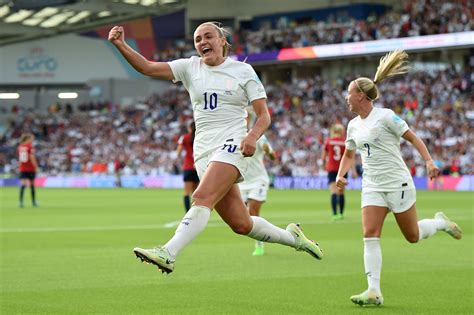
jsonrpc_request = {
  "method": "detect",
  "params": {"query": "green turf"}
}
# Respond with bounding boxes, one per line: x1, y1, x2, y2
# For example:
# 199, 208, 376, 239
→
0, 188, 472, 314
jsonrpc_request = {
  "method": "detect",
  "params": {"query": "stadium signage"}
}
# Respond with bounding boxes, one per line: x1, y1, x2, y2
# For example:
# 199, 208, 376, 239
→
236, 31, 474, 63
17, 46, 58, 78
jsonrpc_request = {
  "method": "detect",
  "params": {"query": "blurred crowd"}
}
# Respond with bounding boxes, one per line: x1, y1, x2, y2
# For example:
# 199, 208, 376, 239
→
1, 66, 472, 178
153, 0, 473, 61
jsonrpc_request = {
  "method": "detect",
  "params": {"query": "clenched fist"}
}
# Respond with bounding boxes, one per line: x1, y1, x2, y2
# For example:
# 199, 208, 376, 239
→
108, 26, 124, 45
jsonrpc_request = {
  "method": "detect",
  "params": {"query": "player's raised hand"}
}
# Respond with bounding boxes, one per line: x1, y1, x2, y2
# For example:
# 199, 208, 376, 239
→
108, 26, 125, 45
335, 175, 348, 190
426, 160, 440, 180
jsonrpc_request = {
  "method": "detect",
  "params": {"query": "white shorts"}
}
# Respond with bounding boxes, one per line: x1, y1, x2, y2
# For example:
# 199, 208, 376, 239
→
195, 146, 249, 183
239, 180, 269, 202
361, 188, 416, 213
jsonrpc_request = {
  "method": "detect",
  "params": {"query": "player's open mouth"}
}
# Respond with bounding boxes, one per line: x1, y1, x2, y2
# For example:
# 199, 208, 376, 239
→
202, 47, 212, 56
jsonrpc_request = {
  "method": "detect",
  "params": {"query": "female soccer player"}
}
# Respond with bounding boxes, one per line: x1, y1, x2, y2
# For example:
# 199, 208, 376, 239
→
176, 121, 199, 212
239, 111, 276, 256
321, 123, 353, 221
17, 133, 39, 208
108, 22, 323, 274
336, 49, 462, 306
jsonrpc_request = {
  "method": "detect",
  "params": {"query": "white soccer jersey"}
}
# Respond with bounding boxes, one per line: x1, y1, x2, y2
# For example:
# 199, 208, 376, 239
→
239, 135, 272, 189
168, 56, 267, 162
345, 107, 414, 192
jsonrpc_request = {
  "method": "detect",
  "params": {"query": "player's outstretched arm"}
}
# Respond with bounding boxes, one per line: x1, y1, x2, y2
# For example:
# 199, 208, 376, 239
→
108, 26, 174, 80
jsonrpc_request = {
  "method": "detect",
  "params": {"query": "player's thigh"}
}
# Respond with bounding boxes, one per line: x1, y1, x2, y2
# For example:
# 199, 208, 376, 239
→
192, 161, 239, 208
390, 189, 418, 242
361, 191, 389, 237
215, 184, 252, 234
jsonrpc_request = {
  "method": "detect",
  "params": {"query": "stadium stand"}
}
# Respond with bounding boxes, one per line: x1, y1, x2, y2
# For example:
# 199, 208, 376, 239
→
1, 66, 471, 177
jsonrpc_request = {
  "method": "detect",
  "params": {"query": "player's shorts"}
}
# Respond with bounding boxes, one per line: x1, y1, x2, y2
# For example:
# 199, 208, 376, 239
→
19, 172, 36, 180
328, 171, 346, 184
195, 146, 248, 183
361, 188, 416, 213
183, 169, 199, 183
239, 180, 269, 202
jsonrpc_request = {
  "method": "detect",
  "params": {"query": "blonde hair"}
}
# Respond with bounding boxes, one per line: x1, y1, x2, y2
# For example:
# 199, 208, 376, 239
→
197, 21, 232, 57
20, 133, 33, 143
354, 49, 410, 101
330, 124, 344, 137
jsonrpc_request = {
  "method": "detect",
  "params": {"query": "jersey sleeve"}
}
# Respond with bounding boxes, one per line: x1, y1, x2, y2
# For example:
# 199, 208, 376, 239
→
177, 135, 185, 145
345, 123, 357, 151
384, 109, 409, 137
168, 58, 192, 85
242, 65, 267, 102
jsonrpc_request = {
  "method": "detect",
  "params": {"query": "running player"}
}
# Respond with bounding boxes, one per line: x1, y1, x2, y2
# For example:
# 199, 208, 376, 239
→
239, 111, 276, 256
336, 49, 462, 306
108, 21, 323, 274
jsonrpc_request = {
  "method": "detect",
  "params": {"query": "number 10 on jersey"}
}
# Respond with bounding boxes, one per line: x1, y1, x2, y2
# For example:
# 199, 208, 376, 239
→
203, 92, 218, 110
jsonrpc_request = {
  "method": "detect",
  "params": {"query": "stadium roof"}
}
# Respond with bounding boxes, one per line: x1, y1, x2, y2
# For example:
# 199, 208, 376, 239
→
0, 0, 186, 47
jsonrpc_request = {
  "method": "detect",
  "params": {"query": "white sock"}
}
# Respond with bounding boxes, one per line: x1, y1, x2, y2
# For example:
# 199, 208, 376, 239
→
364, 237, 382, 294
418, 219, 447, 241
164, 205, 211, 258
247, 216, 296, 247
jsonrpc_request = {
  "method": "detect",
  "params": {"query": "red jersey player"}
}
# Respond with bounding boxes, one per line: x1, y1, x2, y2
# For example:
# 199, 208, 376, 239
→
18, 133, 39, 208
176, 121, 199, 212
321, 124, 351, 220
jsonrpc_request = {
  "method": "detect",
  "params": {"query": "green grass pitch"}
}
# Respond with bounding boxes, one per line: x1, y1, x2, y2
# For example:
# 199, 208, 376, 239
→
0, 188, 472, 314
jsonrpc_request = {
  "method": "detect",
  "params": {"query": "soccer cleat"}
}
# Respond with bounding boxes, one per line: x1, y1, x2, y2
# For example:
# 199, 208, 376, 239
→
338, 213, 344, 220
32, 202, 39, 208
286, 223, 323, 260
350, 290, 384, 306
252, 244, 264, 256
332, 214, 339, 222
434, 212, 462, 240
133, 247, 175, 274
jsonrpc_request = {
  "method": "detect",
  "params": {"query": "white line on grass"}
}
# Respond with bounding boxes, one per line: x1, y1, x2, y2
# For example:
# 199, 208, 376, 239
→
2, 212, 469, 233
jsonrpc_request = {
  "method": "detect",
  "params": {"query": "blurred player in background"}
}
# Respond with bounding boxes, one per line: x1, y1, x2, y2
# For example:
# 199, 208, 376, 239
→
108, 21, 323, 274
336, 49, 463, 307
176, 121, 199, 212
321, 123, 356, 221
17, 133, 39, 208
239, 110, 276, 256
114, 154, 127, 188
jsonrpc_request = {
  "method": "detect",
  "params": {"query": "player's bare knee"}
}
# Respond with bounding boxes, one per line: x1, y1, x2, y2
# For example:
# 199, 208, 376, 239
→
230, 220, 252, 235
192, 190, 216, 207
363, 228, 381, 237
405, 233, 419, 244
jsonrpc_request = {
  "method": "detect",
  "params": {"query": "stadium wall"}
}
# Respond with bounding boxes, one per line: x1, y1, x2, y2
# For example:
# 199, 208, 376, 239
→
1, 175, 472, 191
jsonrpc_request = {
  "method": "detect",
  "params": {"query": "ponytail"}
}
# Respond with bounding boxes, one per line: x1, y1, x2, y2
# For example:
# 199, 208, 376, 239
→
354, 49, 410, 101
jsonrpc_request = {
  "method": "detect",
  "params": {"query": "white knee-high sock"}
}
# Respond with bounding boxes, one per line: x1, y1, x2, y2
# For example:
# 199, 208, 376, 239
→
364, 237, 382, 294
164, 205, 211, 258
418, 219, 447, 241
247, 216, 296, 247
